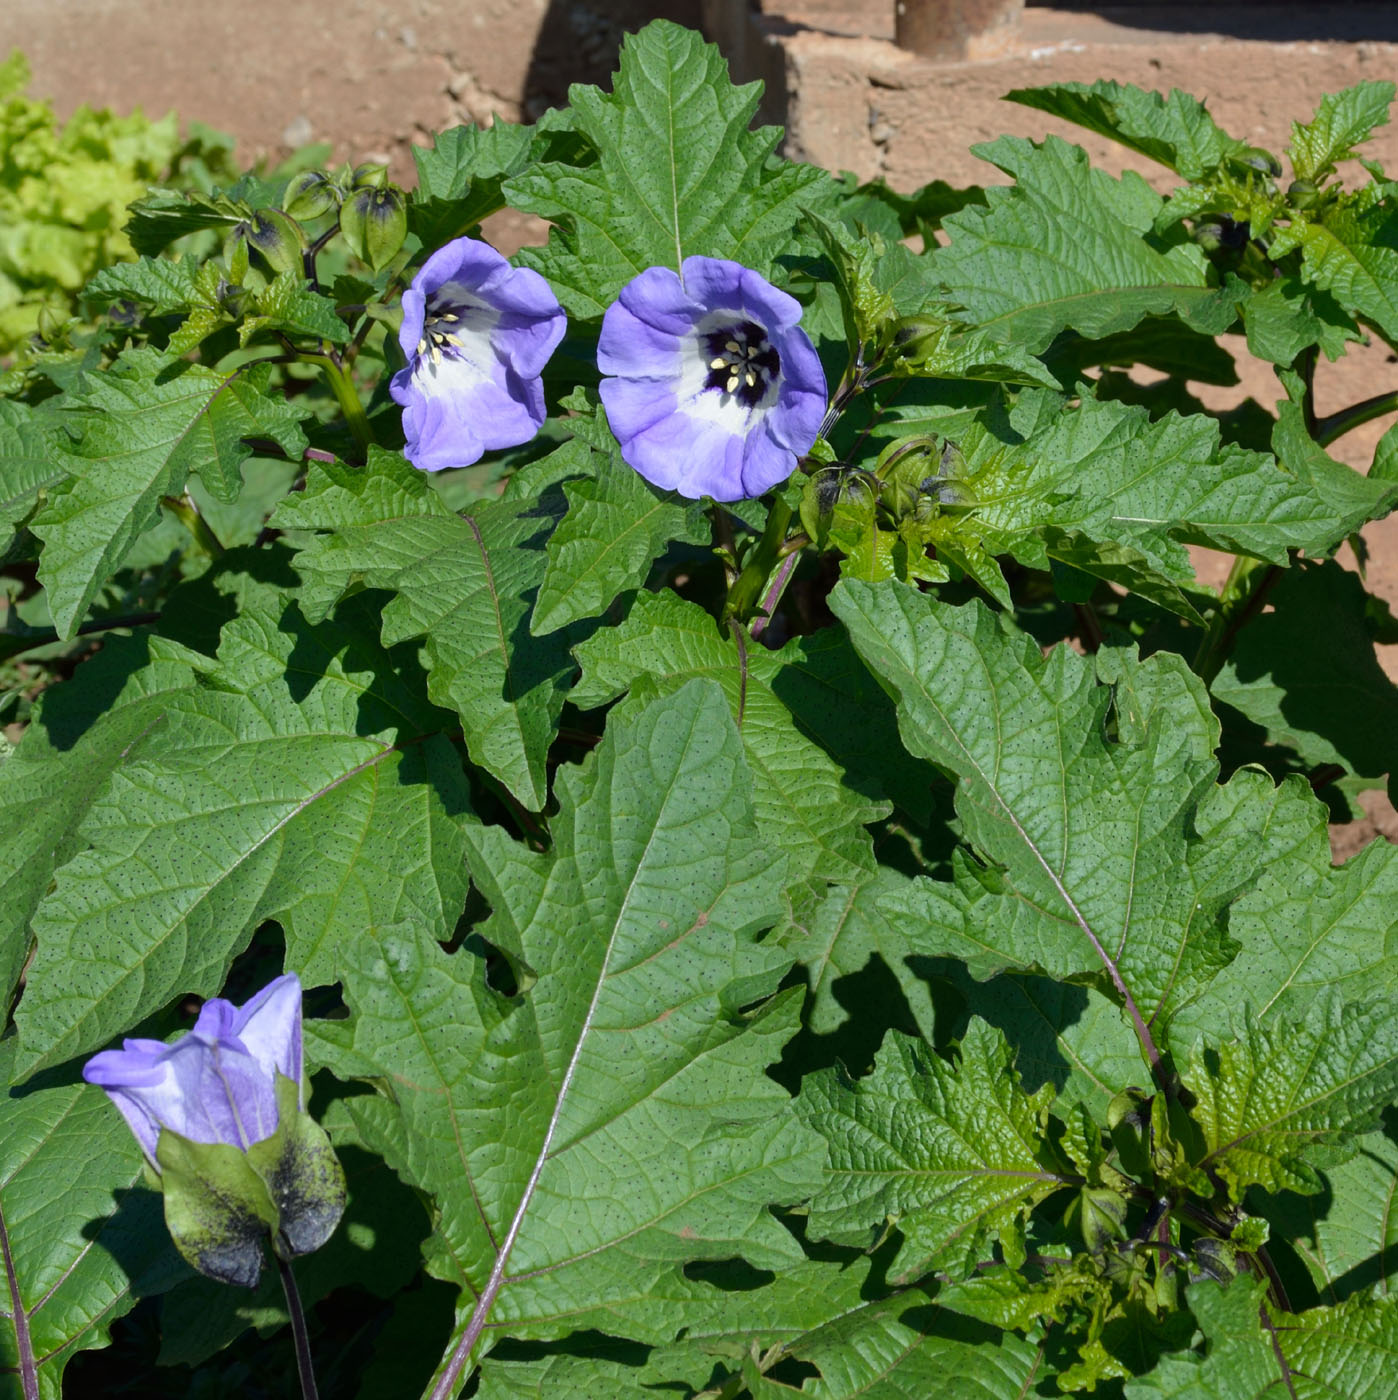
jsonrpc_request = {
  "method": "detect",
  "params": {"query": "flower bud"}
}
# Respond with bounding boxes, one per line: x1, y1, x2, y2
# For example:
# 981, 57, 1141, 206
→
283, 170, 341, 222
233, 208, 306, 276
1287, 178, 1321, 212
340, 186, 408, 272
84, 974, 346, 1288
351, 161, 390, 191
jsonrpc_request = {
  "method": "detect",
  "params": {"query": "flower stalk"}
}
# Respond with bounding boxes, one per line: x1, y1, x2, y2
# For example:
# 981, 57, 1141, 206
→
277, 1252, 321, 1400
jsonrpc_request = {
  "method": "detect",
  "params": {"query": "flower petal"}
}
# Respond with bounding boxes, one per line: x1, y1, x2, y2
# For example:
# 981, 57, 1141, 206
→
231, 973, 303, 1086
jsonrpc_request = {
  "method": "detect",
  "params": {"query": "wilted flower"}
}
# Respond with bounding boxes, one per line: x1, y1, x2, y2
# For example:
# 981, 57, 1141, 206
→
84, 973, 344, 1288
597, 256, 827, 502
84, 973, 305, 1164
391, 236, 566, 472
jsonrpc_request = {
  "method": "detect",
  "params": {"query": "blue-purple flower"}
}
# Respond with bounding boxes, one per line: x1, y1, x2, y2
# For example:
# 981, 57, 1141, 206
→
598, 256, 827, 502
84, 973, 305, 1166
391, 236, 566, 472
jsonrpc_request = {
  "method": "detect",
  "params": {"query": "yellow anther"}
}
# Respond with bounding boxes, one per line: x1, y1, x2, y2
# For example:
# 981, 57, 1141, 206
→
725, 373, 740, 393
725, 339, 740, 352
745, 371, 757, 388
710, 356, 729, 370
431, 344, 442, 365
440, 313, 459, 322
417, 338, 428, 357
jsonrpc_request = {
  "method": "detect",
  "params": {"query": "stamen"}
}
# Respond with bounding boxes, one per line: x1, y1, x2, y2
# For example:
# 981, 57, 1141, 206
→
726, 373, 740, 393
440, 313, 458, 322
745, 371, 756, 387
711, 356, 729, 370
431, 344, 442, 365
417, 338, 428, 357
725, 340, 740, 352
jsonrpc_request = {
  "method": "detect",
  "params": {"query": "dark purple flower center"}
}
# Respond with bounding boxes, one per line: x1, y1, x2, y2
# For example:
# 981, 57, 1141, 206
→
703, 319, 780, 409
415, 293, 483, 368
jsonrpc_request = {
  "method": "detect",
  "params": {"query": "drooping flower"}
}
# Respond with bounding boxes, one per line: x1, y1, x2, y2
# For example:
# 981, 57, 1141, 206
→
597, 256, 827, 502
391, 236, 566, 472
83, 973, 305, 1165
84, 973, 344, 1288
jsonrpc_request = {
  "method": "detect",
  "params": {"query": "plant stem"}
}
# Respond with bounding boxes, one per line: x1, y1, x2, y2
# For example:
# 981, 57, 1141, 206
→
302, 352, 376, 458
276, 1252, 321, 1400
1191, 555, 1282, 686
161, 493, 225, 558
1315, 388, 1398, 448
724, 496, 794, 625
749, 549, 801, 643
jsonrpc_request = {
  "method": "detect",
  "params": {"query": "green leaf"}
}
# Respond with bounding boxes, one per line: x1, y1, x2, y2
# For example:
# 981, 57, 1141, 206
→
829, 584, 1326, 1042
410, 121, 538, 248
1213, 560, 1398, 779
1128, 1278, 1398, 1400
531, 459, 707, 635
318, 682, 825, 1381
800, 1020, 1069, 1281
933, 963, 1146, 1122
1183, 997, 1398, 1199
0, 633, 200, 1006
1240, 274, 1360, 365
1270, 395, 1398, 549
0, 399, 66, 555
123, 188, 245, 257
30, 348, 308, 637
272, 446, 578, 810
83, 255, 200, 314
765, 622, 941, 825
572, 589, 888, 920
507, 20, 830, 315
0, 1045, 188, 1397
1288, 81, 1395, 182
930, 136, 1235, 354
241, 270, 350, 345
1172, 808, 1398, 1049
924, 390, 1347, 611
14, 600, 473, 1074
1282, 201, 1398, 346
1006, 81, 1247, 179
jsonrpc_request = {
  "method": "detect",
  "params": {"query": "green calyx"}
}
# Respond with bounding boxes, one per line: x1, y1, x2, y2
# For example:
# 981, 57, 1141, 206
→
154, 1074, 347, 1288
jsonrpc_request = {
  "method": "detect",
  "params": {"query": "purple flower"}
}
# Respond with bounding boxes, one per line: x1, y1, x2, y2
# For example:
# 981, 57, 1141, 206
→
598, 256, 827, 502
391, 236, 566, 472
83, 974, 304, 1166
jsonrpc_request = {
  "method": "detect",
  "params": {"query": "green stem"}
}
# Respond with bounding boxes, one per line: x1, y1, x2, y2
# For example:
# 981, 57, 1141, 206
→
162, 494, 225, 558
302, 353, 376, 458
724, 496, 793, 625
276, 1252, 321, 1400
1191, 555, 1281, 686
1315, 389, 1398, 448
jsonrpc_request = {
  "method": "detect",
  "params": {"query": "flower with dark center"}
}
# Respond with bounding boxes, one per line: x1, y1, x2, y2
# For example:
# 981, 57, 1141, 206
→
598, 256, 827, 501
391, 236, 566, 472
83, 974, 306, 1164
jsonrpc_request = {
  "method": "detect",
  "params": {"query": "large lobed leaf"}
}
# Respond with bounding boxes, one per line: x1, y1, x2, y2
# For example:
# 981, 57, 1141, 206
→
929, 136, 1236, 354
13, 599, 472, 1075
1182, 997, 1398, 1200
799, 1020, 1070, 1282
506, 20, 830, 315
1127, 1277, 1398, 1399
1, 1045, 187, 1397
572, 589, 888, 924
531, 456, 707, 635
273, 445, 580, 810
314, 681, 825, 1389
1006, 81, 1247, 180
830, 584, 1322, 1049
30, 347, 308, 637
0, 633, 199, 1007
